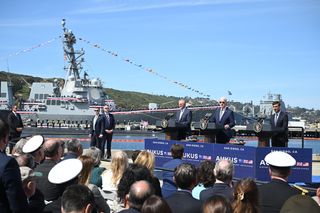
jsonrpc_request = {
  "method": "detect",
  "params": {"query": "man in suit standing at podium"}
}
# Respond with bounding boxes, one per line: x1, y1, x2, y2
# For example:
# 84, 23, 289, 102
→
175, 99, 192, 140
7, 105, 24, 153
270, 101, 288, 147
210, 97, 235, 143
102, 105, 115, 159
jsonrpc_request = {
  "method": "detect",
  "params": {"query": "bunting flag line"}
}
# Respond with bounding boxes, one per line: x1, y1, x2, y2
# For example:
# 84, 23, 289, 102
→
78, 37, 211, 98
0, 37, 60, 61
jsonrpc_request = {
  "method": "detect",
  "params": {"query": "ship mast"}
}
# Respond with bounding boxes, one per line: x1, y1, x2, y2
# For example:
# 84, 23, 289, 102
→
61, 19, 84, 81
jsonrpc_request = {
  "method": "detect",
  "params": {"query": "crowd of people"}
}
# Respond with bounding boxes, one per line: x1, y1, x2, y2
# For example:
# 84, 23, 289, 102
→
0, 99, 319, 213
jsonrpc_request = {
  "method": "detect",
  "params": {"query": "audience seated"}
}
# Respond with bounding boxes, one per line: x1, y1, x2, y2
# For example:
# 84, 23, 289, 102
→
192, 160, 216, 200
131, 150, 141, 163
162, 143, 184, 198
119, 180, 154, 213
34, 139, 65, 201
61, 184, 95, 213
64, 139, 83, 160
200, 159, 234, 203
12, 138, 27, 156
258, 151, 300, 213
232, 178, 259, 213
134, 150, 162, 197
16, 153, 35, 169
141, 195, 172, 213
203, 195, 232, 213
280, 194, 320, 213
78, 155, 110, 213
83, 146, 105, 188
165, 163, 201, 213
0, 119, 29, 213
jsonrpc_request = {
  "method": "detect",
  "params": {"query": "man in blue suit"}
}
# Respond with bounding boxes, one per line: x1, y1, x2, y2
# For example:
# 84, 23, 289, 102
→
175, 99, 192, 140
0, 118, 29, 213
101, 105, 115, 159
270, 101, 288, 147
210, 97, 235, 143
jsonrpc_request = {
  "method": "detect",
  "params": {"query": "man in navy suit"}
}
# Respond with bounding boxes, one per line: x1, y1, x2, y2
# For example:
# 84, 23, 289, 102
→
0, 118, 29, 212
7, 105, 24, 153
101, 105, 115, 159
210, 97, 235, 143
270, 101, 288, 147
175, 99, 192, 140
89, 108, 104, 147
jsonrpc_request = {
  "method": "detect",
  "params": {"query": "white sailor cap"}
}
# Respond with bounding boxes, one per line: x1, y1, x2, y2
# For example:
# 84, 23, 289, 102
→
22, 135, 45, 153
48, 159, 82, 184
265, 151, 296, 167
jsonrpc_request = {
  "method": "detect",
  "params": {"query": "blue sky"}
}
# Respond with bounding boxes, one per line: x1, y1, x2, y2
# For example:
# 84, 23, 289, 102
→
0, 0, 319, 109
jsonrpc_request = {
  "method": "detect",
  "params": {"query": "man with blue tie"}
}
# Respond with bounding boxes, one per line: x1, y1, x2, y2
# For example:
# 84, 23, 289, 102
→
101, 105, 115, 159
210, 97, 235, 143
270, 101, 288, 147
175, 99, 192, 140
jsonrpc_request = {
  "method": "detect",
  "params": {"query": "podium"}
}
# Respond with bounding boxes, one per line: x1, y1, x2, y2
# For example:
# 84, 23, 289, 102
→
193, 120, 223, 143
246, 122, 273, 147
156, 119, 179, 140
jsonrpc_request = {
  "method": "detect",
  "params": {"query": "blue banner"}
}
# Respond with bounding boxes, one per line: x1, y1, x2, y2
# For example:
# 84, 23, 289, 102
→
256, 147, 312, 183
144, 139, 312, 183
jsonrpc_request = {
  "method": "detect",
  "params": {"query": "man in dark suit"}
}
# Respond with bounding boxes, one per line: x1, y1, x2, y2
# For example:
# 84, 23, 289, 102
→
7, 105, 24, 153
0, 118, 29, 213
259, 151, 300, 213
101, 105, 115, 159
89, 108, 104, 147
210, 97, 235, 143
200, 159, 234, 203
270, 101, 288, 147
166, 163, 201, 213
175, 99, 192, 140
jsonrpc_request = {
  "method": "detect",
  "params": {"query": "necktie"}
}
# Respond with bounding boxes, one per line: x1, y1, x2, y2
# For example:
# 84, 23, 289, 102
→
275, 113, 278, 124
219, 110, 224, 121
179, 110, 184, 121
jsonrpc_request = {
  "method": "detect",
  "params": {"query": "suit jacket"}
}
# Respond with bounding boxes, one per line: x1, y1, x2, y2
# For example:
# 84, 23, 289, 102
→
270, 111, 288, 147
200, 182, 234, 203
258, 178, 300, 213
0, 152, 29, 213
118, 207, 140, 213
174, 108, 192, 139
162, 159, 184, 198
209, 107, 235, 139
7, 111, 23, 139
166, 190, 202, 213
90, 114, 104, 135
102, 113, 115, 132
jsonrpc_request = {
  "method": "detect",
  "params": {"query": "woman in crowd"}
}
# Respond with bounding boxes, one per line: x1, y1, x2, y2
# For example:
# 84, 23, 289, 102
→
192, 160, 216, 200
78, 155, 110, 213
83, 146, 105, 188
232, 178, 259, 213
134, 150, 162, 197
101, 150, 129, 192
203, 195, 232, 213
141, 195, 172, 213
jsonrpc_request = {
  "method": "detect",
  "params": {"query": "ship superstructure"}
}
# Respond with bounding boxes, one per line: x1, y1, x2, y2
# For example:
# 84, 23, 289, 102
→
21, 19, 115, 125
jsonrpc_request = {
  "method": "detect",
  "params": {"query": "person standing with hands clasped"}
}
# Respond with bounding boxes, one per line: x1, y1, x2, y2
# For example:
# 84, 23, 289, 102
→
270, 101, 288, 147
102, 105, 115, 159
210, 97, 235, 143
